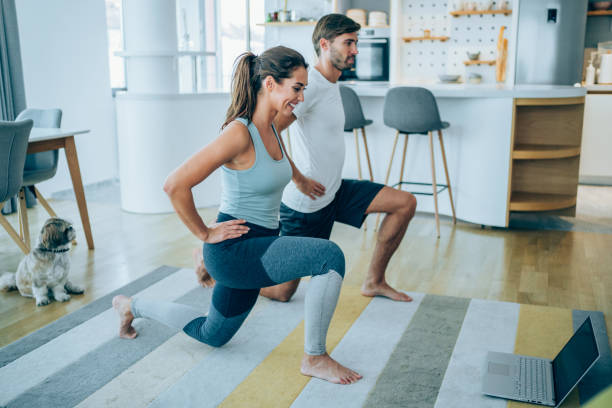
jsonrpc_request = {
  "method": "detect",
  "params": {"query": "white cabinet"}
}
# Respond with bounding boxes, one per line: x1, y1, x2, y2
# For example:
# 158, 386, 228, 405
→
580, 93, 612, 185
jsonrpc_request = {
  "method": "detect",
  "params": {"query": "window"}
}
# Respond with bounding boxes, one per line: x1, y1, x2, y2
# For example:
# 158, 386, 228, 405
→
217, 0, 265, 89
105, 0, 264, 93
104, 0, 126, 90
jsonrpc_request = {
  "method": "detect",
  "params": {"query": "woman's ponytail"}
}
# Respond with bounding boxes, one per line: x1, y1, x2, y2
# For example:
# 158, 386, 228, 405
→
223, 52, 259, 129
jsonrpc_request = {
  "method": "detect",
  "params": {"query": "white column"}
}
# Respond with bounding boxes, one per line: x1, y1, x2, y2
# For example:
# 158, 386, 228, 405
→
121, 0, 179, 93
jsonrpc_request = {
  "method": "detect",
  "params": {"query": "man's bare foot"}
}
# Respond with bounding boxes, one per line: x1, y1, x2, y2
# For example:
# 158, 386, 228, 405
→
361, 281, 413, 302
301, 353, 362, 384
112, 295, 138, 339
193, 248, 215, 288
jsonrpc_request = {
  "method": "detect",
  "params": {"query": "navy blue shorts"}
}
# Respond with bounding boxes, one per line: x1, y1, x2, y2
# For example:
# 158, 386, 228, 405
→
280, 179, 385, 239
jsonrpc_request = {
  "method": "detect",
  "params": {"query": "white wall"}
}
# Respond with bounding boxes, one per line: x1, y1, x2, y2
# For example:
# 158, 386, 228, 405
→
15, 0, 117, 196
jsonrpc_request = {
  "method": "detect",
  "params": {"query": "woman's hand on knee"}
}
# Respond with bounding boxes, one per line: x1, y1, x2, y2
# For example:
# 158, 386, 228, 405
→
204, 219, 250, 243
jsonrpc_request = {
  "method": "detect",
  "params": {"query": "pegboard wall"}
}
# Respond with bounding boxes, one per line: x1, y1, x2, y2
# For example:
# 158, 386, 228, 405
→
401, 0, 514, 83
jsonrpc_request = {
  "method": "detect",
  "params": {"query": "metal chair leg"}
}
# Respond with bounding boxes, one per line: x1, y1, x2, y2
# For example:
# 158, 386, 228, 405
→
429, 131, 440, 238
437, 130, 456, 224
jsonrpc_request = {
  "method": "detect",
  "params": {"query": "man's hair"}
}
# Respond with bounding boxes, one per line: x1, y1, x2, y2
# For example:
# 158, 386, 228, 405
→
312, 14, 361, 56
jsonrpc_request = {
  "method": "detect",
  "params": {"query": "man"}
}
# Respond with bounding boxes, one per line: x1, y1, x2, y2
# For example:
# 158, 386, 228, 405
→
259, 13, 417, 303
195, 14, 416, 302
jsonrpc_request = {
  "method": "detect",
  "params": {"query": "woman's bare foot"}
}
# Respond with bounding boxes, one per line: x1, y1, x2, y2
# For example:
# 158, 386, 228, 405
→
301, 353, 362, 384
193, 248, 215, 288
361, 280, 412, 302
112, 295, 138, 339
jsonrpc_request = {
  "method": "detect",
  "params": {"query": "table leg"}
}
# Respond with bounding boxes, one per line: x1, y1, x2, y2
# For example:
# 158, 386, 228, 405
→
64, 136, 94, 249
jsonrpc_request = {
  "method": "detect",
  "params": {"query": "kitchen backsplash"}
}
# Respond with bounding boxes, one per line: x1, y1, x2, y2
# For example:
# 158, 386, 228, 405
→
400, 0, 514, 83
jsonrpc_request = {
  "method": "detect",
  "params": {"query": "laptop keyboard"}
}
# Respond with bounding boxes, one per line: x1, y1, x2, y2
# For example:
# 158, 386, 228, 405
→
516, 357, 549, 402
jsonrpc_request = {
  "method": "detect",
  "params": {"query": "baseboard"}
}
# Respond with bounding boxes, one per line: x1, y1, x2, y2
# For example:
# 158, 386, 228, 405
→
50, 178, 120, 200
579, 176, 612, 186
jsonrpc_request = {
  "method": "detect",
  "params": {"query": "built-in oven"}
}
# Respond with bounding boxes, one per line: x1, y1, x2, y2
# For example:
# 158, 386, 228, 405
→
340, 27, 389, 82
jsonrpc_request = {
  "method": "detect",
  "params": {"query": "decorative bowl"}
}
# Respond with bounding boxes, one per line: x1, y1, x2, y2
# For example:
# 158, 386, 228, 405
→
468, 73, 482, 84
439, 74, 461, 83
592, 1, 612, 10
466, 51, 480, 60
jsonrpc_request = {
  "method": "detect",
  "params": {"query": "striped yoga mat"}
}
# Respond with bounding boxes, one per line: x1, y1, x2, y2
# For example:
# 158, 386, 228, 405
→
1, 266, 610, 408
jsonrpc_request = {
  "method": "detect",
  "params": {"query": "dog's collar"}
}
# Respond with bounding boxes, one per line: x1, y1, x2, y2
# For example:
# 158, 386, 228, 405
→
37, 247, 70, 253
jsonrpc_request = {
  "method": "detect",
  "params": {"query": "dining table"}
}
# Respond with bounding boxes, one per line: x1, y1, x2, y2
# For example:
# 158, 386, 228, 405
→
27, 127, 94, 249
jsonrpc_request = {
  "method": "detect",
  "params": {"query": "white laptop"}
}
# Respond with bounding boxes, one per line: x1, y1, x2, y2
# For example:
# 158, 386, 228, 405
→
482, 316, 600, 407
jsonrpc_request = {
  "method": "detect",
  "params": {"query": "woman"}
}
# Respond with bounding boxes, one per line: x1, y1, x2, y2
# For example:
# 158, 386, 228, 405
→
112, 46, 361, 385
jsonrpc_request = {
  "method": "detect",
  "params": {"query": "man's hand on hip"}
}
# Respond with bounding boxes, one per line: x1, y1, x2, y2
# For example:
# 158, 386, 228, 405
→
295, 175, 326, 200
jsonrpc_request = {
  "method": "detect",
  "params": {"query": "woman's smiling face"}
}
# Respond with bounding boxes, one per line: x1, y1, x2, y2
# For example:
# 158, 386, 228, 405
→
269, 66, 308, 115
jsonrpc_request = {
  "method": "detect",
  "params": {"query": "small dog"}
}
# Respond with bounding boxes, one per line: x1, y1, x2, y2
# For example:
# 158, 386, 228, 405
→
0, 218, 84, 306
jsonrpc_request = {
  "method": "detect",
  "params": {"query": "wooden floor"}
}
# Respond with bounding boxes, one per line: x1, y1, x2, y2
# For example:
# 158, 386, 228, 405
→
1, 185, 611, 349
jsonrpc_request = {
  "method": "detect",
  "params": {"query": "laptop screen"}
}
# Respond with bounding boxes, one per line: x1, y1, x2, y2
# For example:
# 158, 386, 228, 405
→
552, 317, 600, 403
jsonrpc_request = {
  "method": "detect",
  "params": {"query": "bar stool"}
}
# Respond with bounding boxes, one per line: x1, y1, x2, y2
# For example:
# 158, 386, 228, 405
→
380, 87, 456, 238
339, 85, 374, 182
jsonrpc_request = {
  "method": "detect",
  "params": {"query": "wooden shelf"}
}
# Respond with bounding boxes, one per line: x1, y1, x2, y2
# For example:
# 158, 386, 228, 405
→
450, 9, 512, 17
403, 36, 450, 42
512, 144, 581, 160
509, 192, 576, 212
256, 21, 317, 26
587, 10, 612, 16
257, 22, 390, 27
464, 60, 496, 66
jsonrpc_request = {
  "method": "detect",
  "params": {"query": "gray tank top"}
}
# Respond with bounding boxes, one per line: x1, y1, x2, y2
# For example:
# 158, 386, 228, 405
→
218, 117, 292, 229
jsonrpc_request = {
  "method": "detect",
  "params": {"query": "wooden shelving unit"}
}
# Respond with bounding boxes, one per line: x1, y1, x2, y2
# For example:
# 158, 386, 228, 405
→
464, 60, 496, 66
450, 9, 512, 17
403, 36, 449, 42
587, 10, 612, 16
512, 144, 581, 160
507, 97, 585, 215
509, 192, 577, 211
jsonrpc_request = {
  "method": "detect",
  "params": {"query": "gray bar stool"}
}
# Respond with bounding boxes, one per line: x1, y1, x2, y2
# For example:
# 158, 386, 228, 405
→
381, 87, 456, 238
340, 85, 373, 181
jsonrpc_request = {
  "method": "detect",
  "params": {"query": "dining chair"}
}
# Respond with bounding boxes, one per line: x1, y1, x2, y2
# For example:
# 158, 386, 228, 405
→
0, 119, 35, 253
14, 109, 63, 249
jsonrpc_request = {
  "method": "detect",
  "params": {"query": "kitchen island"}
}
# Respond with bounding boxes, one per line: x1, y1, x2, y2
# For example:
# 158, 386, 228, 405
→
116, 84, 585, 229
341, 83, 586, 227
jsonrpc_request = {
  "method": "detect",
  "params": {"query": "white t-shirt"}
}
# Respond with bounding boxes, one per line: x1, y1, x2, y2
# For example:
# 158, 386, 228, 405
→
281, 67, 345, 213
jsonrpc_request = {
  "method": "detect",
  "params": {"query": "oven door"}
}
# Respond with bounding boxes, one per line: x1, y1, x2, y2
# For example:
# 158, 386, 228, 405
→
355, 38, 389, 81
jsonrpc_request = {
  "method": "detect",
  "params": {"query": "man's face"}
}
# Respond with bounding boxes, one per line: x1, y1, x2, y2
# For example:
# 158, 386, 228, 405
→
327, 32, 358, 71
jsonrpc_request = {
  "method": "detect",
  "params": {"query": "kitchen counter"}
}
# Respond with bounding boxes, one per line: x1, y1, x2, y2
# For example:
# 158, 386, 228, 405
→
580, 91, 612, 185
342, 82, 587, 98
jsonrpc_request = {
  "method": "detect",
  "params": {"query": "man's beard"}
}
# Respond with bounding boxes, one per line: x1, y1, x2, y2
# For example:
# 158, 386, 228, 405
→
330, 46, 354, 71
